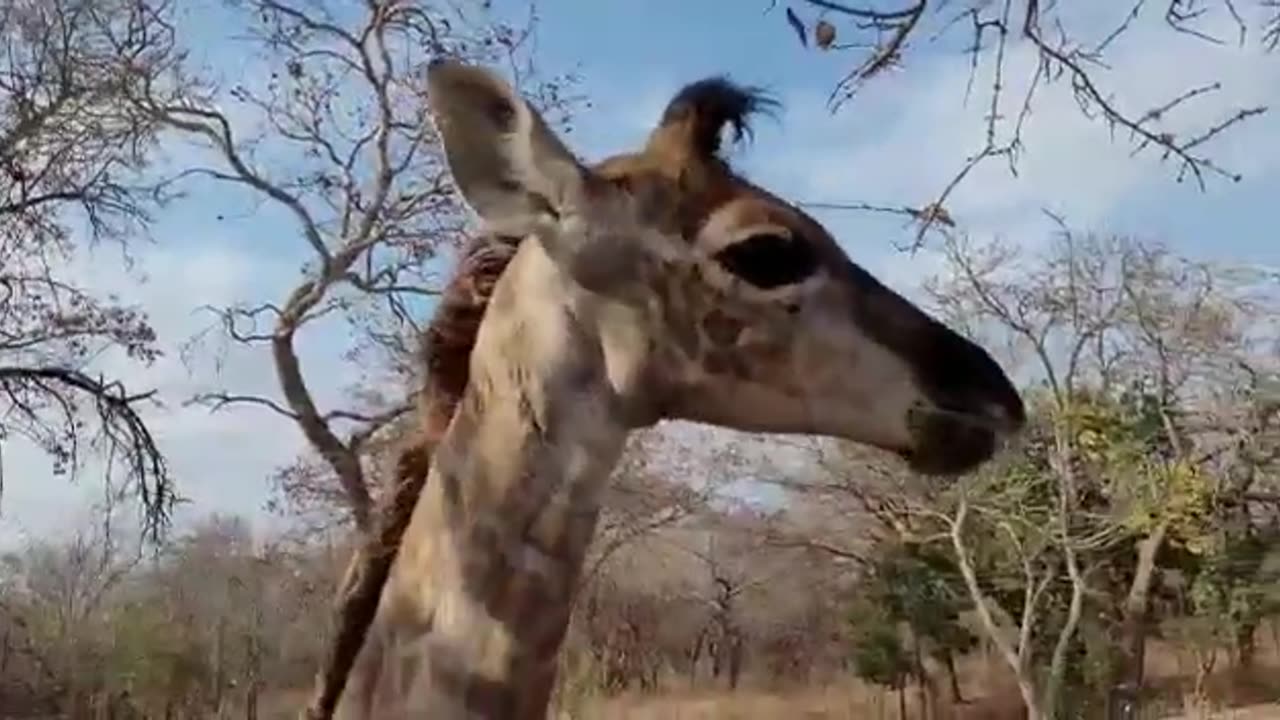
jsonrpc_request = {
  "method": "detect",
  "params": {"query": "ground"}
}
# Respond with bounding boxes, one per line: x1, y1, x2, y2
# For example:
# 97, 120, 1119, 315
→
258, 639, 1280, 719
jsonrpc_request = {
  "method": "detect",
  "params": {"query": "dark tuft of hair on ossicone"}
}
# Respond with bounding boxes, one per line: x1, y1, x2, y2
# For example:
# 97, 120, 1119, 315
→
658, 77, 779, 158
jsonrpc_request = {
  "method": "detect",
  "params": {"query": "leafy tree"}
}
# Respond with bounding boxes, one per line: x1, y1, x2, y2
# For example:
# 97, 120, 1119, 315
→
924, 227, 1280, 719
848, 595, 914, 718
872, 543, 977, 703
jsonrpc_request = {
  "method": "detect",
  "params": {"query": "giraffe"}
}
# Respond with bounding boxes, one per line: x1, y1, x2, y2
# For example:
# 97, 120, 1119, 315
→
333, 58, 1026, 719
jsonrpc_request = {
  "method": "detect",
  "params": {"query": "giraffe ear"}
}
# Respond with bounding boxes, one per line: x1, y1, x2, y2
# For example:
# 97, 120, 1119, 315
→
426, 59, 588, 233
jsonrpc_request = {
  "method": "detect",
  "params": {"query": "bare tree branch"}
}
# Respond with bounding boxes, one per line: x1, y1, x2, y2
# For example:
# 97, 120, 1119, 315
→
779, 0, 1271, 251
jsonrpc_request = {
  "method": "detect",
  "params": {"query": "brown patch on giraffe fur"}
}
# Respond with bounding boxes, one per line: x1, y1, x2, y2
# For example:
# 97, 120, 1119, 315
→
703, 308, 744, 346
431, 377, 605, 695
704, 348, 752, 379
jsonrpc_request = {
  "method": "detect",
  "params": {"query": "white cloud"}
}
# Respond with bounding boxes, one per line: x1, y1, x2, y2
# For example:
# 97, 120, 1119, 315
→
0, 238, 329, 546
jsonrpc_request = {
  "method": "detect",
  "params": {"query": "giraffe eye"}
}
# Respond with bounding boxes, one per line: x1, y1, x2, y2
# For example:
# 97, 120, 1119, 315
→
714, 233, 818, 289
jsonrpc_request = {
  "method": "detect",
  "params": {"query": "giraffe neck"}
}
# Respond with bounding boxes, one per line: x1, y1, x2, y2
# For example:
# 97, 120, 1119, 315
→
336, 242, 631, 720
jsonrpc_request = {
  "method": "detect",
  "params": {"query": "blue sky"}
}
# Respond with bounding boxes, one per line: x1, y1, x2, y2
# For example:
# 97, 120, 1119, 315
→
3, 1, 1279, 545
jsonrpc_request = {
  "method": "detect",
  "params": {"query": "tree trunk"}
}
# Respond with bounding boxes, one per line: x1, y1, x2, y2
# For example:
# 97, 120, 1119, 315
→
689, 629, 705, 686
943, 650, 964, 704
1234, 621, 1257, 670
727, 632, 744, 690
1192, 648, 1217, 710
898, 683, 907, 720
213, 615, 227, 717
913, 633, 930, 720
247, 613, 262, 720
1107, 524, 1167, 720
1046, 551, 1085, 719
951, 499, 1044, 720
245, 681, 259, 720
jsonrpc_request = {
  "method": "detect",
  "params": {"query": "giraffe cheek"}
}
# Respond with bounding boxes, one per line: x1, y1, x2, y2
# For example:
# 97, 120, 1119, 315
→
704, 349, 749, 378
702, 308, 745, 346
738, 322, 792, 364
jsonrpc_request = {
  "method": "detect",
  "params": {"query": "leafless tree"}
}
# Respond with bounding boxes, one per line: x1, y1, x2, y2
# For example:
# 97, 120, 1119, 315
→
0, 489, 145, 717
0, 0, 185, 537
583, 429, 724, 586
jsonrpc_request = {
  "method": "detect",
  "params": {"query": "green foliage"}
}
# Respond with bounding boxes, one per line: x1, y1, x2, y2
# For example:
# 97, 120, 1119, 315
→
931, 386, 1214, 711
1068, 387, 1222, 554
1168, 529, 1280, 662
848, 616, 913, 689
845, 542, 977, 691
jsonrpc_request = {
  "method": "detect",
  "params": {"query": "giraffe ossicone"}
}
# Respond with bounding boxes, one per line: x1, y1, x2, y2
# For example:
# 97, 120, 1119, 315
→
334, 59, 1025, 719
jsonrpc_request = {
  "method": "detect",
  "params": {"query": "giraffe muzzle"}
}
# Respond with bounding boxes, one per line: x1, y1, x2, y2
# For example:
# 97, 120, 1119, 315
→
901, 400, 1023, 476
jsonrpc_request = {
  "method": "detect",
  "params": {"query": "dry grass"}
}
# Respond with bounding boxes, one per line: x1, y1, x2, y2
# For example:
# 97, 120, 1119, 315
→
566, 681, 1029, 720
1161, 703, 1280, 720
570, 683, 1280, 720
561, 636, 1280, 720
253, 634, 1280, 719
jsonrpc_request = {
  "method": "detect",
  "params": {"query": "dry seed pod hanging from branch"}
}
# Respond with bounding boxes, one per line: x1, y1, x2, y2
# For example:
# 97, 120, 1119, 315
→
815, 19, 836, 49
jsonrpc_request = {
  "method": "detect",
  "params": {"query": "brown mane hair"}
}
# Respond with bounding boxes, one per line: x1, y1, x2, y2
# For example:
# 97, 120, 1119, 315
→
414, 234, 522, 445
301, 234, 521, 719
303, 74, 776, 720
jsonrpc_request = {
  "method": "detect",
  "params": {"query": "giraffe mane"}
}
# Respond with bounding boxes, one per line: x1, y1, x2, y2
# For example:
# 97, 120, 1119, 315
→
416, 233, 523, 435
299, 233, 524, 718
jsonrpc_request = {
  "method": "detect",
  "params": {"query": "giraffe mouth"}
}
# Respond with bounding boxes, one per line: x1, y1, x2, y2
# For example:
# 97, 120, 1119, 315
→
901, 404, 1012, 476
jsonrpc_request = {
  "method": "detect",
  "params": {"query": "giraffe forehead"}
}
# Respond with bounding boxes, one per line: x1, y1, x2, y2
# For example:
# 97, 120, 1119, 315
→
592, 153, 820, 248
710, 194, 793, 228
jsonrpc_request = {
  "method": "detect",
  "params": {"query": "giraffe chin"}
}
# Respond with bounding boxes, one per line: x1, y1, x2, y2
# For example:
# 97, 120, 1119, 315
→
899, 406, 1003, 476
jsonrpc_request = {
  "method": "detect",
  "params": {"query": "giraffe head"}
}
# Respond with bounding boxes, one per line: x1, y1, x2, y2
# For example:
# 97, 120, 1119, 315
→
425, 60, 1024, 475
